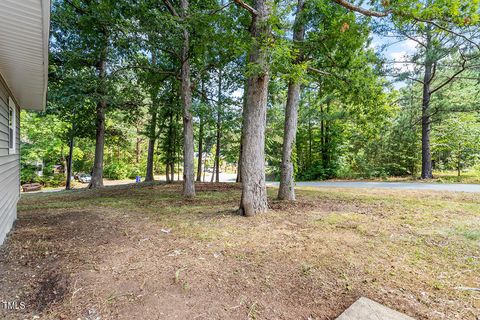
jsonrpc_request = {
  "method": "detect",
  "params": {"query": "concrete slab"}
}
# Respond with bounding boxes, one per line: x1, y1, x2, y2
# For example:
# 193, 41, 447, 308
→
336, 297, 415, 320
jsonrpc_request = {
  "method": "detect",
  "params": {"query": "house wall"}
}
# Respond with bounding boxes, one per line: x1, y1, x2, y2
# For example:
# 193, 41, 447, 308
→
0, 74, 20, 245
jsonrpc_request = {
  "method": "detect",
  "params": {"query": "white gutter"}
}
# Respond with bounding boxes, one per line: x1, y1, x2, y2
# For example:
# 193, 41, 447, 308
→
41, 0, 51, 112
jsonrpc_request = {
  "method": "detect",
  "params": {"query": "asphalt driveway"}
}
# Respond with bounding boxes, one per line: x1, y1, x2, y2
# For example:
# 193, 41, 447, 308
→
267, 181, 480, 193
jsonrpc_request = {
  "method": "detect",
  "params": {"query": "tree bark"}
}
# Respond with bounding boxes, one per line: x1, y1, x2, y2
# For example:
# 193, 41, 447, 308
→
236, 138, 242, 183
166, 111, 173, 183
180, 0, 195, 197
239, 0, 271, 216
196, 116, 204, 182
89, 98, 106, 188
145, 51, 159, 182
135, 125, 141, 165
278, 81, 300, 200
236, 81, 248, 184
210, 160, 215, 182
277, 0, 305, 201
166, 163, 170, 182
215, 69, 222, 183
66, 134, 74, 190
421, 30, 433, 179
145, 102, 157, 182
203, 155, 207, 182
88, 40, 108, 189
308, 113, 312, 169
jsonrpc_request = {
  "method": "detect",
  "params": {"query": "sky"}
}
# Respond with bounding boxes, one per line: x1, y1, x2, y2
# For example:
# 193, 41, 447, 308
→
370, 34, 420, 89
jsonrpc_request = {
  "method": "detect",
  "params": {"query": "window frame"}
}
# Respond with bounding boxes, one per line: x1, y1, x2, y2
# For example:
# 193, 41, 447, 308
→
8, 97, 16, 155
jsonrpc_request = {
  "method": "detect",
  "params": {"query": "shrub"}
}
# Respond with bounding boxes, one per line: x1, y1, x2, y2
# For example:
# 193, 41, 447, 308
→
128, 166, 142, 179
38, 174, 66, 187
21, 164, 38, 184
104, 161, 129, 180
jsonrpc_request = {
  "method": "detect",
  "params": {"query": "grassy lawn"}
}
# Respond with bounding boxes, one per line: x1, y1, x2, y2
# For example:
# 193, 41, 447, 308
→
430, 170, 480, 184
1, 183, 479, 319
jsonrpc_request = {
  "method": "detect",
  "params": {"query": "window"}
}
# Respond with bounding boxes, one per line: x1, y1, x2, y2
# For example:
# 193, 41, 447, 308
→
8, 97, 16, 154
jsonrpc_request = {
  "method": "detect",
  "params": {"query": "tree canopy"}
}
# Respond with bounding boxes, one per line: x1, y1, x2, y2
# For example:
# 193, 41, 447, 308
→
20, 0, 480, 213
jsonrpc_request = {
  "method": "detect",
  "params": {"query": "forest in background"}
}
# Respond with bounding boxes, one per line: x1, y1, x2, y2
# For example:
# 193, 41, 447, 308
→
20, 0, 480, 211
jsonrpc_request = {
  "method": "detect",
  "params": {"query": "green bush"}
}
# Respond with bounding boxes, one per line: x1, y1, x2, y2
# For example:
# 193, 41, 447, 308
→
21, 164, 38, 184
38, 174, 66, 187
104, 161, 130, 180
128, 166, 142, 179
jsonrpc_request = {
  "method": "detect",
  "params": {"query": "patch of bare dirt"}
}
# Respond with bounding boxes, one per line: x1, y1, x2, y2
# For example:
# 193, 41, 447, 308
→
33, 270, 70, 312
0, 183, 478, 319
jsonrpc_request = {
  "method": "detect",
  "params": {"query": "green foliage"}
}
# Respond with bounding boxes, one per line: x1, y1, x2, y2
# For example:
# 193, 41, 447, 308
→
19, 0, 480, 188
432, 114, 480, 174
20, 164, 40, 185
38, 174, 67, 188
104, 161, 130, 180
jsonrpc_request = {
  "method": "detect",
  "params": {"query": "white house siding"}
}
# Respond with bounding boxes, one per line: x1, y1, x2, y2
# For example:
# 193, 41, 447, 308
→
0, 74, 20, 245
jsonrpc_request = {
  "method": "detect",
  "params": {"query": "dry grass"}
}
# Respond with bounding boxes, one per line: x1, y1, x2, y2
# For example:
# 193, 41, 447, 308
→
0, 182, 479, 319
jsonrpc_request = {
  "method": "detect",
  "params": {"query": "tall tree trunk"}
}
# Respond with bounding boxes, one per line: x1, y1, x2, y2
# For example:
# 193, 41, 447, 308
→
203, 155, 207, 182
236, 81, 248, 184
89, 41, 107, 189
277, 0, 305, 201
215, 69, 222, 183
135, 125, 141, 165
210, 160, 215, 183
172, 111, 177, 183
197, 79, 206, 182
176, 111, 181, 182
239, 0, 271, 216
166, 111, 173, 183
320, 104, 325, 165
180, 0, 195, 196
145, 103, 157, 182
322, 103, 330, 170
196, 116, 204, 182
306, 112, 312, 170
236, 139, 242, 183
89, 98, 106, 188
278, 81, 300, 200
66, 134, 74, 190
145, 51, 159, 182
421, 30, 433, 179
166, 163, 170, 182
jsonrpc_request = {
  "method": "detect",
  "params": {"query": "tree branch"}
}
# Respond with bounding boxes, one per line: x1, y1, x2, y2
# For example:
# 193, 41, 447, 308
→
430, 59, 467, 95
307, 67, 332, 76
65, 0, 87, 15
403, 33, 426, 48
412, 17, 480, 51
381, 72, 424, 85
429, 62, 437, 84
163, 0, 179, 17
332, 0, 391, 17
232, 0, 258, 16
307, 67, 352, 83
208, 1, 234, 15
110, 65, 176, 78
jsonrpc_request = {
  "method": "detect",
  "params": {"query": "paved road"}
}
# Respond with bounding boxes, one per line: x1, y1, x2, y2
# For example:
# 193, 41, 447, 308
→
266, 181, 480, 193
